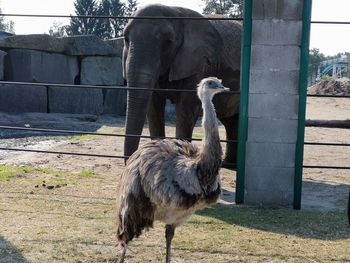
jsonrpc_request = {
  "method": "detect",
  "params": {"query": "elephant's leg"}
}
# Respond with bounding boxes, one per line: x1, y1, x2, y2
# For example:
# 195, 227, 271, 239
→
147, 92, 166, 138
220, 114, 239, 169
175, 93, 201, 140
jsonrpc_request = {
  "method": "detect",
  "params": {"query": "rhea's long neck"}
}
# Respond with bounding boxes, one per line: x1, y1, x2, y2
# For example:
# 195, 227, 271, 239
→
198, 95, 222, 178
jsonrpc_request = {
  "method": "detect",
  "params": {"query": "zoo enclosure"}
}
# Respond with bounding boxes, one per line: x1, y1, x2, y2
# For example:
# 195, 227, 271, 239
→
0, 8, 243, 186
1, 1, 348, 209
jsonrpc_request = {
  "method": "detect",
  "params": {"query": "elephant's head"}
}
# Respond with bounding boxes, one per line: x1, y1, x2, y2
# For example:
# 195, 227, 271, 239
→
122, 4, 223, 159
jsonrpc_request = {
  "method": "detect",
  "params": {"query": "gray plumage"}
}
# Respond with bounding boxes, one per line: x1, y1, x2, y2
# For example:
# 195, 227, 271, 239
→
116, 77, 229, 263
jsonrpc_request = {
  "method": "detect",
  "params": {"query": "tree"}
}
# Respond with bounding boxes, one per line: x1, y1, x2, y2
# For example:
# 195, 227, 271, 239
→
102, 0, 125, 38
202, 0, 243, 18
308, 48, 325, 84
66, 0, 138, 39
0, 8, 15, 33
49, 21, 67, 37
125, 0, 138, 16
66, 0, 99, 36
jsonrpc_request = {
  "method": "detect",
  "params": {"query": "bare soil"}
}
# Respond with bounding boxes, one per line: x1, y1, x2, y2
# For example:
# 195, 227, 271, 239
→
0, 96, 349, 262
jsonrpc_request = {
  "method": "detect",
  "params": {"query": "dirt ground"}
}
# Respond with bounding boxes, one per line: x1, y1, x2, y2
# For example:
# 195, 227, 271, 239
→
1, 96, 349, 210
0, 96, 349, 262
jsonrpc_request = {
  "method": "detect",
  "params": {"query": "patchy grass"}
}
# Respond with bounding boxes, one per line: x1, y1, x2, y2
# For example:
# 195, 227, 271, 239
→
66, 134, 96, 141
192, 132, 204, 139
0, 165, 33, 180
79, 169, 95, 177
0, 165, 95, 185
0, 167, 349, 263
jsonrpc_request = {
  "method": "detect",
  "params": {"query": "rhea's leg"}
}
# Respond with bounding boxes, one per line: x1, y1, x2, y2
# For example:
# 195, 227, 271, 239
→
165, 224, 175, 263
118, 241, 126, 263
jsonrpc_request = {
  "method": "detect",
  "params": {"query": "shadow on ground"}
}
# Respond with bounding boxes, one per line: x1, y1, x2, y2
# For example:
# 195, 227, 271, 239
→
302, 180, 350, 211
0, 236, 28, 263
200, 181, 350, 241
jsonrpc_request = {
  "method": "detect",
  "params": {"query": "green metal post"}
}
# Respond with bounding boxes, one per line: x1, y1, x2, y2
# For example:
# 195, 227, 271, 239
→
294, 0, 313, 209
235, 0, 252, 204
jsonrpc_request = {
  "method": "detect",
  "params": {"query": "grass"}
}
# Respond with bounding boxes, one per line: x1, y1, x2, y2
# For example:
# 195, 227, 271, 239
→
192, 132, 204, 139
0, 165, 35, 180
66, 134, 96, 141
0, 166, 349, 263
0, 165, 95, 182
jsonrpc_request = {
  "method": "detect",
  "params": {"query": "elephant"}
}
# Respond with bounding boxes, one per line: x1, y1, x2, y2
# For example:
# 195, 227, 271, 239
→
122, 4, 242, 168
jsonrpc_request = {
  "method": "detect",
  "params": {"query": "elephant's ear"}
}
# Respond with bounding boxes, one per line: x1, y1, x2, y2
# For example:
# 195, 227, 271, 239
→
169, 16, 223, 81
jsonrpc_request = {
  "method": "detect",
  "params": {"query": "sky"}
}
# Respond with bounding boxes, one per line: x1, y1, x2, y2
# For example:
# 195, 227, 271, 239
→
0, 0, 349, 56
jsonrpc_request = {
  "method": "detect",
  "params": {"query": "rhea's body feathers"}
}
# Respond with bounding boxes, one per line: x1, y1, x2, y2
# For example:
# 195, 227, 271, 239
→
117, 138, 221, 239
116, 77, 228, 262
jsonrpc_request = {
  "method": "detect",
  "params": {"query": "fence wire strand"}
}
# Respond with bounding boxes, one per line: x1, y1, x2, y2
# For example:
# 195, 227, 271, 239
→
0, 81, 241, 94
0, 125, 238, 143
0, 13, 243, 21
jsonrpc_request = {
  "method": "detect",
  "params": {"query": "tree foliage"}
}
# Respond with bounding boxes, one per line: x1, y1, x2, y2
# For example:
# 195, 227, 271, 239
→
0, 8, 15, 33
202, 0, 243, 18
66, 0, 137, 39
49, 21, 67, 37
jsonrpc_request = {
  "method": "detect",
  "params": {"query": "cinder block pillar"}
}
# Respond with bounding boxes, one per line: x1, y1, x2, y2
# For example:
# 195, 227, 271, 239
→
244, 0, 303, 206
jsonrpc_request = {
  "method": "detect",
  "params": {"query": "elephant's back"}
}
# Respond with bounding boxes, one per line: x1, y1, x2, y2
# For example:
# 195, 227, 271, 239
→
209, 19, 242, 72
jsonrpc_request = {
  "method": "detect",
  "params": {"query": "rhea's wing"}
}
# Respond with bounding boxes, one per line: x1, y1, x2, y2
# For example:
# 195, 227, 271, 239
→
137, 139, 203, 208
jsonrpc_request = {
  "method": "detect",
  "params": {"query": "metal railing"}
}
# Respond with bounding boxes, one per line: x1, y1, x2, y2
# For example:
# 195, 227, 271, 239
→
294, 6, 350, 208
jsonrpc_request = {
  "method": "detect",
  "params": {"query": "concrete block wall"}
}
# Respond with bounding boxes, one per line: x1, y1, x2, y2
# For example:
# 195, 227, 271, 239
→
245, 0, 303, 206
0, 35, 126, 115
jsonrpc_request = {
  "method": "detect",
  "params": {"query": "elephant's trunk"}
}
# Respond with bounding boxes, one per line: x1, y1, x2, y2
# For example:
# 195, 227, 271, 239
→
124, 73, 154, 160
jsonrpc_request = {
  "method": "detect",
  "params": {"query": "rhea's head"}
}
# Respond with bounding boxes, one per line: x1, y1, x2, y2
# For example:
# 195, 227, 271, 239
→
197, 77, 229, 101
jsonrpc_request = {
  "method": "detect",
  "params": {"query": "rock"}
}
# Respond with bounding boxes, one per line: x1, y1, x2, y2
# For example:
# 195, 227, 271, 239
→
105, 37, 124, 57
4, 49, 79, 84
80, 56, 126, 115
48, 86, 104, 115
0, 34, 118, 56
0, 84, 47, 113
62, 35, 118, 56
103, 88, 127, 115
0, 50, 7, 80
0, 31, 14, 40
0, 34, 65, 53
80, 56, 123, 85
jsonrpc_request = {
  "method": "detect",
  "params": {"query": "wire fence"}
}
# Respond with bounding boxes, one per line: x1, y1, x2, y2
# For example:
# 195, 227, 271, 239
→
295, 10, 350, 172
0, 11, 349, 171
0, 13, 243, 21
0, 12, 241, 163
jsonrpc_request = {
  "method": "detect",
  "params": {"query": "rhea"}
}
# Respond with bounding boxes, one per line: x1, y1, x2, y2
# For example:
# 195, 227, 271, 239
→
116, 77, 229, 263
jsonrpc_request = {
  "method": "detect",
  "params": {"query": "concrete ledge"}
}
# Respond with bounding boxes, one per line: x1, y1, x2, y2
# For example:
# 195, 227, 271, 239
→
246, 142, 295, 168
0, 84, 47, 113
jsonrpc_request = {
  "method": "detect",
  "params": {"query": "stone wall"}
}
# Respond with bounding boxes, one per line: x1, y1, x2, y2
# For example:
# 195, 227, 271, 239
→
0, 34, 126, 115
